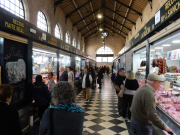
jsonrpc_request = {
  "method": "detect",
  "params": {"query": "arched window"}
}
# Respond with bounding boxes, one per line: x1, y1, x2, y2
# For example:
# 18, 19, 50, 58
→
97, 46, 113, 54
0, 0, 25, 19
77, 42, 80, 50
96, 46, 113, 62
55, 24, 61, 39
37, 11, 48, 32
82, 45, 85, 52
66, 32, 70, 44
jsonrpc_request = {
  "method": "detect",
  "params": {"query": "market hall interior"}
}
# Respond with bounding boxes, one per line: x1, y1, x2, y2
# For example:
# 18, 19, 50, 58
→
0, 0, 180, 135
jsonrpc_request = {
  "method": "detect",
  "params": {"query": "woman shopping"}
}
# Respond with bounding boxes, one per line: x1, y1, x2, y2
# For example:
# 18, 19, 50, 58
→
122, 70, 139, 122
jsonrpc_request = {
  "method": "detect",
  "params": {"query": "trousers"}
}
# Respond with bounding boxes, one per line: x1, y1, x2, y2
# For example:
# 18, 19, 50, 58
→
122, 94, 133, 119
83, 88, 90, 100
131, 116, 153, 135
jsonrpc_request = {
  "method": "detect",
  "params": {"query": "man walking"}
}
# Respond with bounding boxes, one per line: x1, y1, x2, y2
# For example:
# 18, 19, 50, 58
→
97, 67, 102, 89
82, 67, 92, 102
67, 67, 74, 88
130, 73, 173, 135
59, 67, 68, 81
115, 68, 126, 116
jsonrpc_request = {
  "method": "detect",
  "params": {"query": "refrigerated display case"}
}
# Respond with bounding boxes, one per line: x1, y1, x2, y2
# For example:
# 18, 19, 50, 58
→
32, 48, 57, 84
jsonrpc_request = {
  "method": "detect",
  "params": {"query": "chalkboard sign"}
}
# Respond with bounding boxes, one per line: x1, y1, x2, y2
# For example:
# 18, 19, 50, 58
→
4, 39, 27, 108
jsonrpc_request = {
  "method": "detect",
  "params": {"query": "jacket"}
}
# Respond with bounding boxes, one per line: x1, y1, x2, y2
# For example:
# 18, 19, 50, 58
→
98, 70, 103, 78
39, 108, 84, 135
0, 102, 23, 135
82, 73, 92, 88
68, 71, 74, 83
31, 82, 51, 106
130, 84, 165, 130
60, 71, 68, 81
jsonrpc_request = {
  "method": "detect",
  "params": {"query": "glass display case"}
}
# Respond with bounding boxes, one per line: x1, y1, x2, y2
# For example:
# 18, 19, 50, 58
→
32, 48, 57, 84
59, 54, 71, 78
75, 57, 81, 77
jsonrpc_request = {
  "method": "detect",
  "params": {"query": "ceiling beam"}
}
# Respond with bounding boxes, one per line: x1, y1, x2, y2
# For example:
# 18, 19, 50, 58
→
84, 30, 99, 39
105, 7, 136, 25
66, 0, 93, 18
105, 21, 128, 36
105, 15, 131, 31
78, 19, 97, 32
73, 6, 103, 26
54, 0, 65, 12
105, 26, 126, 39
82, 24, 101, 36
114, 0, 142, 16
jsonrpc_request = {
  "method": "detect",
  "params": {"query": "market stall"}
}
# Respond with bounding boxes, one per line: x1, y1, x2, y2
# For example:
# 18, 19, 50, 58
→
32, 47, 57, 84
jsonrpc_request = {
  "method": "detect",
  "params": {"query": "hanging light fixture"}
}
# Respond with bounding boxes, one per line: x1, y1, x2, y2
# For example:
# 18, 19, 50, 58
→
97, 10, 102, 19
97, 0, 102, 19
99, 25, 103, 31
102, 39, 105, 43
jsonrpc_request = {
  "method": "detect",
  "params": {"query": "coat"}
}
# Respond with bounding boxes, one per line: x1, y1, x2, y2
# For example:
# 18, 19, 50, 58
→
39, 108, 84, 135
60, 71, 68, 81
0, 102, 23, 135
31, 82, 51, 107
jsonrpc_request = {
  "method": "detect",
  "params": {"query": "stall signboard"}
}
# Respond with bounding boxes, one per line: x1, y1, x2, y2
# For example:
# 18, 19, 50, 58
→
64, 43, 71, 52
76, 49, 82, 55
71, 46, 76, 54
115, 0, 180, 60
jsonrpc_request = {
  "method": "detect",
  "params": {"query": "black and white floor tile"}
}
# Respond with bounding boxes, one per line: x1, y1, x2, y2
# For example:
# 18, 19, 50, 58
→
76, 75, 132, 135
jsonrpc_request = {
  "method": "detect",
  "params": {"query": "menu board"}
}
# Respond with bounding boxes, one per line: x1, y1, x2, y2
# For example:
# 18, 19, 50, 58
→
4, 39, 27, 108
167, 51, 173, 60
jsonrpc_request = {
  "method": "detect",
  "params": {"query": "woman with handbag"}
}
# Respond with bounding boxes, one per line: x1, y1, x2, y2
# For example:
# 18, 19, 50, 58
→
39, 82, 84, 135
122, 70, 139, 122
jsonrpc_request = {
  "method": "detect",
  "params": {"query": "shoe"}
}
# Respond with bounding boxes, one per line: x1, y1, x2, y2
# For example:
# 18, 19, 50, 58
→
122, 118, 128, 122
127, 119, 131, 123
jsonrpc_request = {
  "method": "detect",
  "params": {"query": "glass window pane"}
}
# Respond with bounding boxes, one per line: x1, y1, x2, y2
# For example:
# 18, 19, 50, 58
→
96, 57, 101, 62
102, 57, 107, 62
0, 0, 24, 19
108, 57, 113, 62
55, 24, 61, 39
37, 11, 48, 32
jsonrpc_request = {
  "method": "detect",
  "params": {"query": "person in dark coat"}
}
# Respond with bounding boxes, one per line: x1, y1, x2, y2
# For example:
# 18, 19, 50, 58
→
31, 75, 51, 120
90, 67, 95, 88
59, 67, 68, 81
107, 66, 110, 75
39, 82, 84, 135
0, 84, 23, 135
97, 67, 103, 89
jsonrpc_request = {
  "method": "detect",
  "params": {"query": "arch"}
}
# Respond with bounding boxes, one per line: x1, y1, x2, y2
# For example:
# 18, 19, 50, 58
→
0, 0, 25, 19
55, 24, 61, 39
65, 32, 70, 44
77, 41, 80, 50
37, 11, 48, 32
22, 0, 29, 21
72, 38, 76, 47
96, 46, 114, 54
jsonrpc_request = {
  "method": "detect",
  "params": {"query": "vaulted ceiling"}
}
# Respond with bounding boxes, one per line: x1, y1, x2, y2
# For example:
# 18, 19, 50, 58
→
54, 0, 148, 40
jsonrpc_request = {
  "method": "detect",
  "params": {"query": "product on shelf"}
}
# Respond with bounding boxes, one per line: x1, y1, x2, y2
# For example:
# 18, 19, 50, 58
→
140, 60, 146, 67
138, 75, 145, 87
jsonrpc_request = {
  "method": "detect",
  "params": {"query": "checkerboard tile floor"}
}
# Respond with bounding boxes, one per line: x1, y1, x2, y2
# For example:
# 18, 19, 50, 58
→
76, 75, 133, 135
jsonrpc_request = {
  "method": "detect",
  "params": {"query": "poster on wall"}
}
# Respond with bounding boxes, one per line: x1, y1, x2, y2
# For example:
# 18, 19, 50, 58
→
172, 49, 179, 60
167, 51, 172, 60
4, 39, 27, 108
81, 59, 85, 69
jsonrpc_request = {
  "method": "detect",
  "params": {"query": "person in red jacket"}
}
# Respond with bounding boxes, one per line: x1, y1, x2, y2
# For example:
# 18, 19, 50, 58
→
104, 65, 106, 73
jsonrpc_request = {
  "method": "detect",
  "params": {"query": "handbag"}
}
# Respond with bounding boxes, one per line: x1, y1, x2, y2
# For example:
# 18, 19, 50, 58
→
49, 108, 54, 135
118, 79, 126, 98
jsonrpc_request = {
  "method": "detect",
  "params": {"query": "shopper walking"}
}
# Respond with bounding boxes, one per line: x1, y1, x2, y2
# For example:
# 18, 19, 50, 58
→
46, 72, 55, 92
67, 67, 74, 88
107, 66, 110, 75
130, 73, 173, 135
32, 75, 51, 121
115, 68, 126, 116
39, 82, 84, 135
59, 67, 68, 81
122, 70, 139, 122
0, 84, 23, 135
90, 67, 95, 88
82, 67, 92, 102
97, 67, 103, 89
